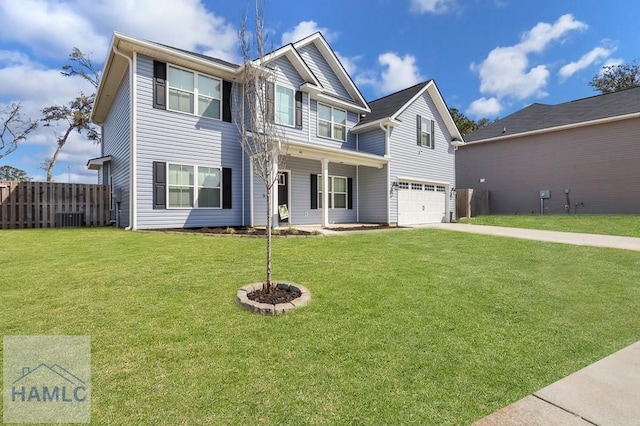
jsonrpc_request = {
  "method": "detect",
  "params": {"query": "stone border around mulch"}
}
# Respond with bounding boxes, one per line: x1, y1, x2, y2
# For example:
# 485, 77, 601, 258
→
236, 282, 311, 315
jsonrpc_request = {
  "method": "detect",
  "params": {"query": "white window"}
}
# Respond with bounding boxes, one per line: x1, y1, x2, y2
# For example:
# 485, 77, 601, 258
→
318, 104, 347, 141
436, 185, 446, 193
318, 175, 348, 209
418, 116, 434, 148
425, 184, 435, 191
168, 164, 194, 208
411, 183, 423, 191
398, 182, 409, 190
168, 66, 221, 119
275, 85, 295, 126
168, 164, 221, 208
197, 167, 221, 208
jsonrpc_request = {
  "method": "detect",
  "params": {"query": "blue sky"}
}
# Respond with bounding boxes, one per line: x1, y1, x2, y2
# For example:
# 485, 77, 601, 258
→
0, 0, 637, 183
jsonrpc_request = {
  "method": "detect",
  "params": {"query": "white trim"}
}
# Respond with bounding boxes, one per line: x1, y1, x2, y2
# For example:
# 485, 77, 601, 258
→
314, 92, 369, 114
292, 33, 369, 111
285, 138, 387, 169
249, 160, 254, 227
396, 176, 451, 186
86, 155, 112, 170
465, 111, 640, 145
351, 117, 400, 134
322, 159, 329, 227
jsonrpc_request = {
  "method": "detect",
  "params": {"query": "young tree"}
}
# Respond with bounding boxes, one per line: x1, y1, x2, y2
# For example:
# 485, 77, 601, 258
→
236, 0, 287, 293
0, 165, 31, 181
590, 60, 640, 94
40, 48, 101, 182
0, 103, 38, 160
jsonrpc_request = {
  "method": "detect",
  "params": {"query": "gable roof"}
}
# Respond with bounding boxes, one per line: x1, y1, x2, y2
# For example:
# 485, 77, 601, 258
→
465, 86, 640, 143
351, 80, 463, 142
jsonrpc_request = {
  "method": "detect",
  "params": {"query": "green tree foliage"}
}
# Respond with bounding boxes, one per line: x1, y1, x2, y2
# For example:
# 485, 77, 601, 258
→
40, 48, 101, 182
0, 103, 38, 160
590, 60, 640, 94
449, 107, 478, 136
0, 165, 32, 181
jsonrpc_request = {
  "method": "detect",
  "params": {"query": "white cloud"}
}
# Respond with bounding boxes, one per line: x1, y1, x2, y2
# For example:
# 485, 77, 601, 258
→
379, 53, 423, 93
558, 47, 614, 79
468, 14, 587, 117
0, 0, 108, 59
336, 52, 361, 76
410, 0, 456, 14
281, 21, 336, 45
467, 97, 503, 117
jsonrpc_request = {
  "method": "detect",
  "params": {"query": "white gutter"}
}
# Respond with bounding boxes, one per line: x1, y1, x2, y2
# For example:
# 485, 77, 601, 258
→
112, 45, 137, 230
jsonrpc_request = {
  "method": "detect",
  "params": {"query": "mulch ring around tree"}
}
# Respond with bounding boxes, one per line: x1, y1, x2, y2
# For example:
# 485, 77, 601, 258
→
163, 227, 313, 236
237, 282, 311, 315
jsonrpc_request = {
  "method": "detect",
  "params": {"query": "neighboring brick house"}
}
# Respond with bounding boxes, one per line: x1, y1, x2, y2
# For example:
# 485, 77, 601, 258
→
89, 31, 462, 229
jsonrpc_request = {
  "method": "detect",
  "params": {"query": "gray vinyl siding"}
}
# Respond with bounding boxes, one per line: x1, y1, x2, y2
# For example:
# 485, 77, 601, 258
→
388, 92, 456, 223
456, 118, 640, 214
134, 54, 244, 229
358, 129, 386, 156
271, 57, 308, 142
252, 156, 358, 225
358, 165, 388, 223
101, 71, 131, 228
297, 44, 352, 100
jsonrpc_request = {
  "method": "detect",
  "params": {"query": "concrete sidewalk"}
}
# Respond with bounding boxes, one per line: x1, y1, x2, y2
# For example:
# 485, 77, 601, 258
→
425, 223, 640, 251
473, 341, 640, 425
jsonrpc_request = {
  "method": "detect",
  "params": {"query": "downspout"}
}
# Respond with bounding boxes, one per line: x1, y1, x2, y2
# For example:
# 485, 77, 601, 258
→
112, 45, 137, 230
379, 122, 391, 224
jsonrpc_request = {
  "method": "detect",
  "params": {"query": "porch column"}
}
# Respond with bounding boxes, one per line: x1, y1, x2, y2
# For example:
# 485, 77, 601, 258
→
322, 158, 329, 228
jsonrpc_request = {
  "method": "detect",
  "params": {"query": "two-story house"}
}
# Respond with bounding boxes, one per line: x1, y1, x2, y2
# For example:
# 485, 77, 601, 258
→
89, 31, 463, 229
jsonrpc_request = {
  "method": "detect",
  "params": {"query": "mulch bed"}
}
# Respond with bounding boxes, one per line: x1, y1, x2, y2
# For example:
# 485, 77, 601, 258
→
247, 285, 302, 304
164, 227, 312, 236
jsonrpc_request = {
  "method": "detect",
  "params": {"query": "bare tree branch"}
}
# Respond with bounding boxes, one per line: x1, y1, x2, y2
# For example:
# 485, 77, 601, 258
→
236, 0, 288, 291
41, 48, 101, 182
0, 103, 38, 160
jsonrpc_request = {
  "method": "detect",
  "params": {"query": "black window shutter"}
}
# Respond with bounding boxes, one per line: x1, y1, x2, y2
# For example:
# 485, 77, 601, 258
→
347, 177, 353, 210
222, 168, 232, 209
222, 81, 232, 122
310, 174, 318, 209
153, 61, 167, 110
416, 115, 422, 146
153, 161, 166, 209
431, 119, 435, 149
266, 82, 275, 123
295, 91, 303, 129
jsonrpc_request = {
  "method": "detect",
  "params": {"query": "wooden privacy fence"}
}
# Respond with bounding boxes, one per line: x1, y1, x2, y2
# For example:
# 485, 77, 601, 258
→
0, 181, 111, 229
456, 188, 490, 219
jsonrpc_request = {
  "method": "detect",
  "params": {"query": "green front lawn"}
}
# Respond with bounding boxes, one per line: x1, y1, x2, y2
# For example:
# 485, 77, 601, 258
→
461, 214, 640, 238
2, 228, 639, 424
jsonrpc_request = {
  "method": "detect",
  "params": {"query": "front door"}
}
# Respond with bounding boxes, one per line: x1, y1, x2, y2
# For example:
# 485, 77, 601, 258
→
277, 171, 289, 224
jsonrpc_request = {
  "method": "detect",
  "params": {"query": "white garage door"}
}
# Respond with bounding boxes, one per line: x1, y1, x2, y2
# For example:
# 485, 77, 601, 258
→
397, 181, 447, 225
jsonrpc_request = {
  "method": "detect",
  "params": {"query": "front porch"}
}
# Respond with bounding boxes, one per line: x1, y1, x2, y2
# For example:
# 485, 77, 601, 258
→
250, 141, 389, 228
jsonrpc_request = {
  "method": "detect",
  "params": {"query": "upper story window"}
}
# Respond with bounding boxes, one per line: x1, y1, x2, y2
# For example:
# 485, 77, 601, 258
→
417, 115, 434, 149
275, 85, 295, 126
318, 104, 347, 141
168, 65, 221, 119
